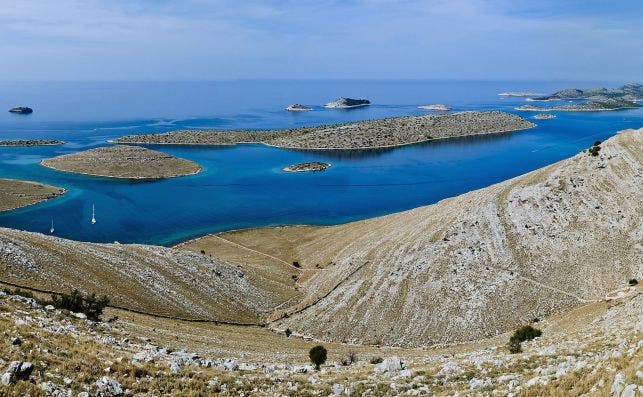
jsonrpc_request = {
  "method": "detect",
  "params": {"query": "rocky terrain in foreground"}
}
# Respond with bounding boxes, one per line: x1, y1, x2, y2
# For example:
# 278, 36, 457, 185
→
114, 111, 535, 150
40, 145, 201, 179
0, 178, 66, 212
0, 284, 639, 396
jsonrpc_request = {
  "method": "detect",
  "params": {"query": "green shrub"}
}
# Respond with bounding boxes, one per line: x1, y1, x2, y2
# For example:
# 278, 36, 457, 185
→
511, 325, 542, 342
588, 143, 601, 157
370, 357, 383, 365
309, 345, 327, 370
508, 325, 541, 354
47, 289, 109, 321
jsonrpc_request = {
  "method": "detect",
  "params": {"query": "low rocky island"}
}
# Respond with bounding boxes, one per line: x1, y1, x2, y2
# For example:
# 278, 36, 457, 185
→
0, 140, 64, 147
498, 91, 543, 97
533, 113, 556, 120
517, 83, 642, 112
283, 161, 331, 172
0, 178, 66, 212
41, 145, 202, 179
324, 97, 371, 109
8, 106, 33, 114
517, 96, 640, 112
417, 104, 451, 111
285, 104, 311, 112
114, 111, 535, 150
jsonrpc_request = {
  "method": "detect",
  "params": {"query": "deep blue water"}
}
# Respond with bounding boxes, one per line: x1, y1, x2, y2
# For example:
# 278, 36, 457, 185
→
0, 80, 641, 245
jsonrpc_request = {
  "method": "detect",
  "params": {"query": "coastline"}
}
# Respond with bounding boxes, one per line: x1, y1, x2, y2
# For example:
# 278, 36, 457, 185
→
39, 160, 203, 180
0, 178, 67, 213
114, 111, 536, 151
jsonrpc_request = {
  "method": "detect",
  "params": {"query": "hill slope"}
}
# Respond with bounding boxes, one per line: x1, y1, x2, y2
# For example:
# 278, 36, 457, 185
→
185, 128, 642, 347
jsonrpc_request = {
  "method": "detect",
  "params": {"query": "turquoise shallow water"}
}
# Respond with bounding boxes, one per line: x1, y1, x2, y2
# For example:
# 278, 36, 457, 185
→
0, 80, 641, 245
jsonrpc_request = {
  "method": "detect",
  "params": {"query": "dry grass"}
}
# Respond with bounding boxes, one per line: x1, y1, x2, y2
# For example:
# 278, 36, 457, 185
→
0, 178, 65, 212
40, 145, 201, 179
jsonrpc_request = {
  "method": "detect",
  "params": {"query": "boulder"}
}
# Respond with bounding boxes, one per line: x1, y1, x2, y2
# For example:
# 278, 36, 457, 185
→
373, 356, 405, 373
1, 361, 33, 384
95, 376, 123, 396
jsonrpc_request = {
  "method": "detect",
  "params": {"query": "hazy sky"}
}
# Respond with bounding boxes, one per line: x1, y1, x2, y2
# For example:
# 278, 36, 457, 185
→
1, 0, 641, 81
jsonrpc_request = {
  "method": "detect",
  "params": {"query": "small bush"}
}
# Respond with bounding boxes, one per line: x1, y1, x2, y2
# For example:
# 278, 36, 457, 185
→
629, 278, 638, 286
341, 351, 358, 366
293, 261, 301, 268
588, 144, 601, 157
285, 328, 292, 337
508, 325, 541, 354
47, 289, 109, 321
309, 345, 327, 370
593, 140, 602, 147
2, 287, 36, 300
369, 357, 383, 365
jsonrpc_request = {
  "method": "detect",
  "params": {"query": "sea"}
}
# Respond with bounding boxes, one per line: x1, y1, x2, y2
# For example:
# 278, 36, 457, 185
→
0, 80, 641, 246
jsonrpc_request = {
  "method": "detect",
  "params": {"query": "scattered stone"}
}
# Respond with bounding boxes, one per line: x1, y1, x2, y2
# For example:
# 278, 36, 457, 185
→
95, 376, 123, 396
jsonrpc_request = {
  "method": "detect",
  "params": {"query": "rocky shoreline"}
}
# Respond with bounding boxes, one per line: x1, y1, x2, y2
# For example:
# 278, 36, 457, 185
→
0, 140, 64, 147
40, 145, 202, 179
0, 178, 66, 212
114, 111, 535, 150
283, 162, 331, 172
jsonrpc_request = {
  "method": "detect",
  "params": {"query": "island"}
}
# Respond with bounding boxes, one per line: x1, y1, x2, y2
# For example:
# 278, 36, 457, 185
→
498, 92, 543, 97
516, 83, 643, 112
283, 161, 331, 172
0, 140, 64, 147
8, 106, 33, 114
517, 96, 640, 112
0, 178, 66, 212
41, 145, 202, 179
418, 104, 451, 111
533, 114, 556, 120
285, 104, 311, 112
324, 97, 371, 109
113, 111, 535, 150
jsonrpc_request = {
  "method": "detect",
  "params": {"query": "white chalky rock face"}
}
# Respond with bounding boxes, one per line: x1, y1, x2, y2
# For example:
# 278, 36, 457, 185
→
274, 129, 643, 347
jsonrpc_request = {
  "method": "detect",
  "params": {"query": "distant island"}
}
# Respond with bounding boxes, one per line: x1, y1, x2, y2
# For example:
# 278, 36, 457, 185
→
516, 83, 642, 112
114, 111, 535, 150
285, 104, 311, 112
0, 140, 64, 147
41, 145, 202, 179
417, 104, 451, 111
8, 106, 33, 114
324, 97, 371, 109
0, 178, 65, 212
283, 162, 331, 172
498, 92, 543, 97
533, 114, 556, 120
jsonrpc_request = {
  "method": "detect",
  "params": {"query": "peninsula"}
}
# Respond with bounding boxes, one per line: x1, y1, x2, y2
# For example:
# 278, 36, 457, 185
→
0, 178, 65, 212
517, 96, 640, 112
40, 145, 201, 179
114, 111, 535, 150
0, 140, 64, 147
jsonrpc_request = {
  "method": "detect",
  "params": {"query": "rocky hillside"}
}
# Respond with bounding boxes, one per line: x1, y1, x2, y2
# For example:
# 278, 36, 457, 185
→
0, 283, 639, 396
0, 229, 297, 324
186, 128, 642, 347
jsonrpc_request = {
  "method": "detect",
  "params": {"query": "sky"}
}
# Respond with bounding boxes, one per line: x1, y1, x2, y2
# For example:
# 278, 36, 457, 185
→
0, 0, 642, 81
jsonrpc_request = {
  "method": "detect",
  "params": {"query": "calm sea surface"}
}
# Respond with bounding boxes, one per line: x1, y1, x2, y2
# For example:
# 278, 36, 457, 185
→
0, 80, 641, 245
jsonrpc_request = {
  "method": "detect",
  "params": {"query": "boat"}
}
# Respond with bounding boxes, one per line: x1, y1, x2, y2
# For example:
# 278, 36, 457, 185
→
91, 204, 97, 225
50, 219, 55, 234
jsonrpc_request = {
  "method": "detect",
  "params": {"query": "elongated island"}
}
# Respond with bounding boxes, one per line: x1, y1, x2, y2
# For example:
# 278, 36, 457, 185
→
114, 111, 535, 150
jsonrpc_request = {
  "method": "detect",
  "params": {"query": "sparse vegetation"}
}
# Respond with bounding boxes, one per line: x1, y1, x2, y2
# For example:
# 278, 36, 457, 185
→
285, 328, 292, 337
309, 345, 327, 370
588, 142, 602, 156
370, 357, 383, 365
46, 289, 109, 321
628, 278, 638, 286
508, 325, 542, 354
341, 351, 358, 366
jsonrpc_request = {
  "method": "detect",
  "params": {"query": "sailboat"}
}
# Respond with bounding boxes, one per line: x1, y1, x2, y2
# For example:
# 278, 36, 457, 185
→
91, 204, 97, 225
50, 219, 55, 234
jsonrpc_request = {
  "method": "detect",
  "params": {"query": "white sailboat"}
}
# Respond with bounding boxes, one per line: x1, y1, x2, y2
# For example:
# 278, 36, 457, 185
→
50, 219, 55, 234
91, 204, 97, 225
